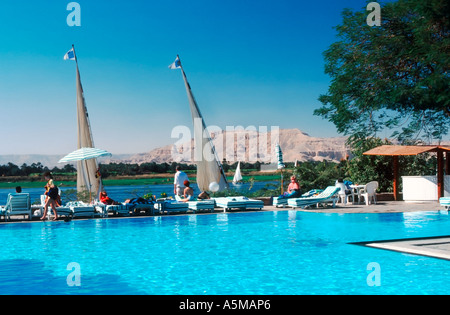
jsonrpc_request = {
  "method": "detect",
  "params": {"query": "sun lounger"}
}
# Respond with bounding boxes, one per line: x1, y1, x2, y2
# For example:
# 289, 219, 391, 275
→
287, 186, 340, 209
187, 200, 215, 213
71, 206, 96, 218
103, 204, 132, 217
174, 195, 215, 213
213, 196, 264, 212
273, 190, 323, 208
440, 197, 450, 210
0, 193, 32, 221
154, 199, 189, 214
55, 207, 73, 218
65, 201, 96, 218
131, 203, 154, 215
123, 198, 155, 215
273, 196, 288, 208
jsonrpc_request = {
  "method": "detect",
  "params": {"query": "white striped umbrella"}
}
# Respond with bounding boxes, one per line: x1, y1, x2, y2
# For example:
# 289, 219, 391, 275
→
275, 143, 286, 194
59, 147, 112, 163
275, 144, 285, 170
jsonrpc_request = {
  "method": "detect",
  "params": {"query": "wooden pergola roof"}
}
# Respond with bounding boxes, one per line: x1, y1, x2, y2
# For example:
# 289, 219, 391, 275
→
364, 145, 450, 156
363, 145, 450, 201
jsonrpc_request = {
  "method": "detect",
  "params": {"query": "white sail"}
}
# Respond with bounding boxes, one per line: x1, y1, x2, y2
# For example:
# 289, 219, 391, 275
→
173, 56, 229, 192
72, 46, 102, 199
233, 161, 243, 184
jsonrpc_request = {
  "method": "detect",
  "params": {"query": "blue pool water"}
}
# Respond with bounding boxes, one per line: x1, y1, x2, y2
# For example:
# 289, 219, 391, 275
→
1, 210, 450, 295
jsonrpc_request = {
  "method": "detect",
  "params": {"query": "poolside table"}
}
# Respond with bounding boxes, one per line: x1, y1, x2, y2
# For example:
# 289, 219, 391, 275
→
350, 185, 366, 204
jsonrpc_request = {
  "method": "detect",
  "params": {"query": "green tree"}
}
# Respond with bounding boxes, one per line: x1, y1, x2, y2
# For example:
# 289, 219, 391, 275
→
345, 137, 394, 192
293, 160, 344, 192
315, 0, 450, 144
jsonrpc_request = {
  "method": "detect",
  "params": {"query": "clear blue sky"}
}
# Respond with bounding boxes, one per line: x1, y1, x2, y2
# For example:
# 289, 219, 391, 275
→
0, 0, 374, 155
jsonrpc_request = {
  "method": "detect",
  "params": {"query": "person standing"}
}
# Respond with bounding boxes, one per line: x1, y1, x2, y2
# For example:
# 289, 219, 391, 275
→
173, 166, 189, 197
40, 172, 59, 221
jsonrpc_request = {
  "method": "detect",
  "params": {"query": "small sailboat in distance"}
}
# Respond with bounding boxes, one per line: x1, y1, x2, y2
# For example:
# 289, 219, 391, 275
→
233, 161, 243, 184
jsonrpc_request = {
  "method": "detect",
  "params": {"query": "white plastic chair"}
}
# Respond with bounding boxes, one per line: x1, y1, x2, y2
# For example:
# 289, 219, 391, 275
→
335, 181, 355, 205
359, 181, 379, 206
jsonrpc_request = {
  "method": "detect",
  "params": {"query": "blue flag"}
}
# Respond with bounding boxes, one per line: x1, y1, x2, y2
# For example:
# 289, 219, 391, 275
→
169, 56, 181, 69
64, 48, 76, 61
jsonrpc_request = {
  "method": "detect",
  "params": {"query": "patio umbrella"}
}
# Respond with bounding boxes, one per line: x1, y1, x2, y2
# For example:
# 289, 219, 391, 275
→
275, 144, 286, 194
276, 144, 286, 170
59, 147, 112, 201
58, 147, 112, 163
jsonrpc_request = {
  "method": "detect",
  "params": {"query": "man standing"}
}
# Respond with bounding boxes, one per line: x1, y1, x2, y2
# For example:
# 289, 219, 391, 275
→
174, 166, 189, 197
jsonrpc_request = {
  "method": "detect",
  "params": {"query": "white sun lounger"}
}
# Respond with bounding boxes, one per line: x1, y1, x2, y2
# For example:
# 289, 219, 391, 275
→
273, 190, 324, 208
287, 186, 340, 209
154, 199, 189, 214
187, 200, 215, 213
440, 197, 450, 210
174, 195, 215, 213
0, 193, 32, 221
213, 196, 264, 212
273, 196, 289, 208
71, 206, 96, 218
65, 201, 96, 218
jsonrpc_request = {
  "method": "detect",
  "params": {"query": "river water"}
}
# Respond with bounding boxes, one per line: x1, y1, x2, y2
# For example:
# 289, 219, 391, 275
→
0, 181, 279, 205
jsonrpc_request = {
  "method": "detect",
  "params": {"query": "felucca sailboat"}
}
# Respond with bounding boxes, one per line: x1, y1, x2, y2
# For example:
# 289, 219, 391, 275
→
170, 56, 229, 192
233, 161, 243, 184
64, 45, 104, 200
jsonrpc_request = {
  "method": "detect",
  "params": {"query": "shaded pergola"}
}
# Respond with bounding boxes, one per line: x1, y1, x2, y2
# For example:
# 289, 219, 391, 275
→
364, 145, 450, 201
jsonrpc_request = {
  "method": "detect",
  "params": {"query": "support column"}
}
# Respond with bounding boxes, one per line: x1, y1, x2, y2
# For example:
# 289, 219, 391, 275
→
393, 156, 399, 201
446, 152, 450, 175
437, 151, 444, 199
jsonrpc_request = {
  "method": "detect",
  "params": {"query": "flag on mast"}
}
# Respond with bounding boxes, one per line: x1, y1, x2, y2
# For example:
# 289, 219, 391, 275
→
64, 48, 76, 61
169, 56, 181, 69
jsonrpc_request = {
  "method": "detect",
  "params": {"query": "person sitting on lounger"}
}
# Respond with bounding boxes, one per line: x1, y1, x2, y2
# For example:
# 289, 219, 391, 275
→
100, 191, 121, 205
179, 180, 196, 202
279, 175, 302, 199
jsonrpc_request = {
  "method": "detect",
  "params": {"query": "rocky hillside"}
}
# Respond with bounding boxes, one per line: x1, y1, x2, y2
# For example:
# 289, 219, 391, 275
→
121, 129, 351, 164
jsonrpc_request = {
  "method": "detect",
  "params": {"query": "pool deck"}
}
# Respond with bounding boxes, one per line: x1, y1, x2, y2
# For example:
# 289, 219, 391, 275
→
0, 200, 445, 224
271, 200, 444, 213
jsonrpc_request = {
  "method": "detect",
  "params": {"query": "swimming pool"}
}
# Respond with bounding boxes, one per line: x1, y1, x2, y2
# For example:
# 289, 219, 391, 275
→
1, 210, 450, 295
